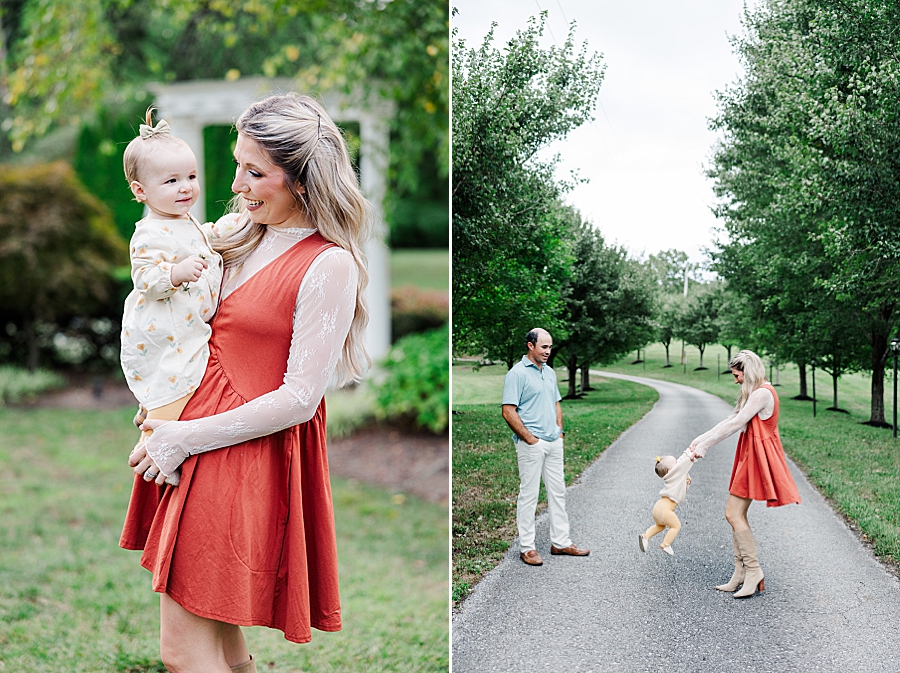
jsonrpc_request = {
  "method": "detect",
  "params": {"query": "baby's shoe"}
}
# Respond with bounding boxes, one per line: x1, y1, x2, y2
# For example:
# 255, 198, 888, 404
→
638, 534, 649, 553
661, 544, 674, 556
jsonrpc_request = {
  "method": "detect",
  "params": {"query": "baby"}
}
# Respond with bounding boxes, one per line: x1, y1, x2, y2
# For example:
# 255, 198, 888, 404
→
639, 450, 693, 556
119, 108, 223, 485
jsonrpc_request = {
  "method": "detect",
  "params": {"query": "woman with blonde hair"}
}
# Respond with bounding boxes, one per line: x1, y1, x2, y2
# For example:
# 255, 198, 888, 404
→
120, 93, 372, 672
689, 349, 800, 599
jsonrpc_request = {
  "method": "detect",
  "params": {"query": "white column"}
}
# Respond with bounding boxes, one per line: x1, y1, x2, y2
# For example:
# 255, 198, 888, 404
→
359, 112, 392, 360
169, 117, 206, 223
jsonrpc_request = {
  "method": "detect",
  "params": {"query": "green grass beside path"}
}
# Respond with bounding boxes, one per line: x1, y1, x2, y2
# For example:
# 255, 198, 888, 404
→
603, 343, 900, 573
0, 408, 448, 673
452, 363, 657, 604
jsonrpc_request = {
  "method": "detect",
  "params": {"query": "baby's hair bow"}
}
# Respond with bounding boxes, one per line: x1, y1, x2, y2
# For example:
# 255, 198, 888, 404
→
140, 119, 171, 139
655, 456, 661, 462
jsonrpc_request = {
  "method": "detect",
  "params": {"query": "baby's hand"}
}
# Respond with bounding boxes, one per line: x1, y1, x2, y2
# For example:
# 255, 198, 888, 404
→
170, 255, 208, 287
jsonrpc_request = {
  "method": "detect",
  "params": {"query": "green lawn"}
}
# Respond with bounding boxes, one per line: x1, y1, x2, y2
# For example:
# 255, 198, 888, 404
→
451, 362, 657, 603
390, 249, 448, 291
603, 342, 900, 569
0, 408, 448, 673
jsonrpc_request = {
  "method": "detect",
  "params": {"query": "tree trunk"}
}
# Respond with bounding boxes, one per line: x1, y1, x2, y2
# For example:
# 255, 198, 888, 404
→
24, 319, 39, 372
797, 362, 808, 398
832, 371, 839, 409
870, 327, 889, 425
581, 363, 592, 392
726, 345, 733, 361
663, 341, 671, 366
567, 353, 578, 399
698, 345, 705, 368
547, 348, 558, 369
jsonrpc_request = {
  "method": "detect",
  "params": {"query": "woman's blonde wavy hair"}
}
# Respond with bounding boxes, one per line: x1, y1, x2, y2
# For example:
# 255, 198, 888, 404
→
214, 93, 374, 385
729, 349, 767, 412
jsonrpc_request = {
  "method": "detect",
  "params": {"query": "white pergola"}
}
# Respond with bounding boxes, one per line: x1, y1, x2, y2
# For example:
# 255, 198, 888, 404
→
149, 77, 392, 359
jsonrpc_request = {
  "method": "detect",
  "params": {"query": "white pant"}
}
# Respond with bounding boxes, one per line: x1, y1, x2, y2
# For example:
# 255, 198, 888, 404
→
515, 437, 571, 552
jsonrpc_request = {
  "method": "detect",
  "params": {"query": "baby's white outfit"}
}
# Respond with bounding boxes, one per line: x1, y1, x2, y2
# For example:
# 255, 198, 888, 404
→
120, 214, 223, 409
658, 452, 694, 505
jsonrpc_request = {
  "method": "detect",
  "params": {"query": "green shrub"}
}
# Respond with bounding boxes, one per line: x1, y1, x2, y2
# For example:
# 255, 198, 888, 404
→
0, 161, 127, 370
388, 198, 449, 249
391, 286, 448, 342
0, 366, 64, 406
372, 327, 449, 433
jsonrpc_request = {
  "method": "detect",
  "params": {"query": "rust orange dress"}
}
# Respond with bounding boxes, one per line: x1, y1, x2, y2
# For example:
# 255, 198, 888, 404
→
120, 232, 342, 643
728, 383, 801, 508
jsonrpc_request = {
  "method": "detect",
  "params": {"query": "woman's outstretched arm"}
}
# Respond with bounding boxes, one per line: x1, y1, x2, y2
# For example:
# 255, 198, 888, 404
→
689, 387, 773, 459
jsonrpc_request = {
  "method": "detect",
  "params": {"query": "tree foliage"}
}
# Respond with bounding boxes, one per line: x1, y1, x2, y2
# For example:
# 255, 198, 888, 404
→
678, 283, 722, 369
555, 211, 656, 396
0, 0, 448, 209
708, 0, 900, 423
452, 12, 604, 359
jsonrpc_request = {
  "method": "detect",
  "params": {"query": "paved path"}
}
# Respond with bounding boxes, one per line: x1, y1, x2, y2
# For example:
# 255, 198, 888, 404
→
452, 372, 900, 672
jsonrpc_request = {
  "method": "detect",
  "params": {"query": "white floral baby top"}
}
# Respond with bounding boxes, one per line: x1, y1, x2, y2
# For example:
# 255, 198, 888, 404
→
120, 214, 223, 409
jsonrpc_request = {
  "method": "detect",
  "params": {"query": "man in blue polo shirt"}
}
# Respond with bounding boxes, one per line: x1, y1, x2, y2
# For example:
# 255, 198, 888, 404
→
502, 328, 590, 566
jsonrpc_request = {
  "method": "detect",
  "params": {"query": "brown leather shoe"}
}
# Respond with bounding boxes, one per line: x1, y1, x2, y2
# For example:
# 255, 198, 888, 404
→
520, 550, 544, 566
550, 544, 590, 556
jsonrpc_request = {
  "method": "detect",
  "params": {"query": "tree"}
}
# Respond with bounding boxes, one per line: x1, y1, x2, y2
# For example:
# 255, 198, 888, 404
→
553, 209, 655, 397
0, 161, 127, 369
708, 0, 900, 424
678, 284, 721, 370
0, 0, 448, 226
646, 249, 702, 297
713, 286, 749, 366
655, 293, 684, 368
452, 12, 604, 360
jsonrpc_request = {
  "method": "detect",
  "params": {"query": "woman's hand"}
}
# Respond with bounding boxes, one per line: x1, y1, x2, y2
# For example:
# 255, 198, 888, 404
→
129, 437, 167, 485
137, 419, 191, 482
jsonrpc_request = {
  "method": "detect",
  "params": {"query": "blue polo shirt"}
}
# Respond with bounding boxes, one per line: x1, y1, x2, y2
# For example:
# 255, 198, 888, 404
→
502, 355, 562, 442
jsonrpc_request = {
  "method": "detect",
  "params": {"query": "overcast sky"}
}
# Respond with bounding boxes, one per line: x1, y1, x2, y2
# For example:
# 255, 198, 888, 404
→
453, 1, 755, 265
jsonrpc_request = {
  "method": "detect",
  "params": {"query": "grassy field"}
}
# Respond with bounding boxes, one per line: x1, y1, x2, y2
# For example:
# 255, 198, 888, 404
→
390, 249, 448, 291
602, 342, 900, 570
452, 362, 658, 603
0, 407, 448, 673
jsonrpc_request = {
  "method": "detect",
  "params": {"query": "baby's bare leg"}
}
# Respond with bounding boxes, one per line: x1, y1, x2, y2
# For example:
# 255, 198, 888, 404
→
143, 393, 194, 486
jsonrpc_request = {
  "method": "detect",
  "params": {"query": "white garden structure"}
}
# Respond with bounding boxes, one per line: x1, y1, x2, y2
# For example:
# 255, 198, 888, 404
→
150, 77, 392, 359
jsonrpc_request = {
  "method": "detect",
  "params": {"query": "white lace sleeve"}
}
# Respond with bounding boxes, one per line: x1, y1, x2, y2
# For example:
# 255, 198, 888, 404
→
143, 248, 358, 477
691, 387, 773, 456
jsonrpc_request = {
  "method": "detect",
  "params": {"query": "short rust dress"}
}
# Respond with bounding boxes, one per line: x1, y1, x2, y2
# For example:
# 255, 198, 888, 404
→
728, 383, 801, 508
120, 232, 342, 643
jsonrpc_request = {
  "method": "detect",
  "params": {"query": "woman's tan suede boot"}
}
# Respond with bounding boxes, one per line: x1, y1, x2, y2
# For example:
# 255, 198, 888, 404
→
230, 655, 258, 673
733, 529, 765, 598
715, 532, 745, 592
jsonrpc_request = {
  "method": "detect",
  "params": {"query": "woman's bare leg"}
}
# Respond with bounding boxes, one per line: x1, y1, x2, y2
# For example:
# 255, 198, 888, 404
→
724, 494, 752, 532
159, 593, 250, 673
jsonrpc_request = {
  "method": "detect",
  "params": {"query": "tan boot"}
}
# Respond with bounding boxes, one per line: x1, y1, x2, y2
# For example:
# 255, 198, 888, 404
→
715, 532, 745, 592
230, 655, 258, 673
732, 529, 765, 598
